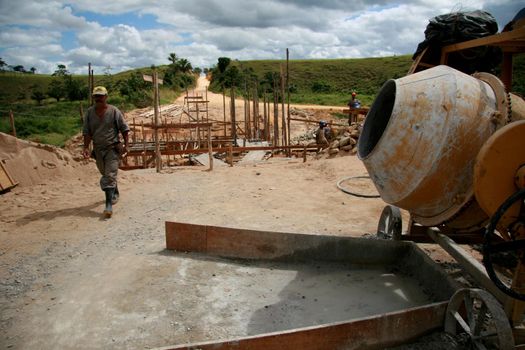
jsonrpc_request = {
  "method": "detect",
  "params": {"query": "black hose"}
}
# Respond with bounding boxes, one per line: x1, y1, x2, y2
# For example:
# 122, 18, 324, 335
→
336, 175, 380, 198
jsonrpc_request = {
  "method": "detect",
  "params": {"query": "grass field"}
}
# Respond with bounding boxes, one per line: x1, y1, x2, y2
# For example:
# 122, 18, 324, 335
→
1, 54, 523, 147
228, 55, 413, 106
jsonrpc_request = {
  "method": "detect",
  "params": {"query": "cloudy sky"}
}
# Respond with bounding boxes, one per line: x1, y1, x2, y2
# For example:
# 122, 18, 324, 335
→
0, 0, 521, 75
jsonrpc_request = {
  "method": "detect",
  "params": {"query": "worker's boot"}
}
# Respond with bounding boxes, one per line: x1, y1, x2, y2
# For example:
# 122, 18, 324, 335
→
103, 188, 115, 218
112, 185, 119, 205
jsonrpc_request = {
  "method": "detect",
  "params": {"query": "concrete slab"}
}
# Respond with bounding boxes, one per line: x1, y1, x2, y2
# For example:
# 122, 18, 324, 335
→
161, 222, 459, 349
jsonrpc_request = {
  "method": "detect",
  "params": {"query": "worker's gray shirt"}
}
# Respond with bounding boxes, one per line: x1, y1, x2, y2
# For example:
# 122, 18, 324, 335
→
83, 105, 129, 151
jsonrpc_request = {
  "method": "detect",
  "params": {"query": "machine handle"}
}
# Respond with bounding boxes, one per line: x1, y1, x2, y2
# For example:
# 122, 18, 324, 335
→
483, 188, 525, 301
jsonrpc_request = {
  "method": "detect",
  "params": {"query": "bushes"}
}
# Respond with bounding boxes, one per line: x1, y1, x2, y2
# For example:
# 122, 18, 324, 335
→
311, 81, 332, 93
116, 72, 152, 108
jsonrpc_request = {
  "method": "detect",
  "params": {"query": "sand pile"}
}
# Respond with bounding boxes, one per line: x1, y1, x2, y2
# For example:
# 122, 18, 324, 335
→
0, 132, 97, 188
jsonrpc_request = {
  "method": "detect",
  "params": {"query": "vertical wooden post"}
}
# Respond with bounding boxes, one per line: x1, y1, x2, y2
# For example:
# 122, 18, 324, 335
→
88, 62, 92, 106
196, 99, 201, 146
231, 86, 237, 146
222, 86, 227, 137
153, 70, 161, 172
208, 126, 213, 171
280, 64, 287, 147
267, 95, 271, 142
205, 85, 209, 122
79, 102, 84, 123
228, 142, 233, 167
253, 80, 260, 139
132, 117, 138, 167
303, 145, 308, 163
286, 48, 291, 155
244, 80, 250, 141
141, 121, 146, 168
273, 79, 279, 146
263, 93, 268, 141
9, 110, 16, 137
501, 53, 513, 91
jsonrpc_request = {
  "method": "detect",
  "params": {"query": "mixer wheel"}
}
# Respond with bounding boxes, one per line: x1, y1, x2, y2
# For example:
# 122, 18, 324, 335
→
444, 288, 514, 350
377, 205, 402, 240
483, 188, 525, 301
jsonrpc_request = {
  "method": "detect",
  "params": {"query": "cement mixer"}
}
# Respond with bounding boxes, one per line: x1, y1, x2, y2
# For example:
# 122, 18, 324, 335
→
358, 65, 525, 301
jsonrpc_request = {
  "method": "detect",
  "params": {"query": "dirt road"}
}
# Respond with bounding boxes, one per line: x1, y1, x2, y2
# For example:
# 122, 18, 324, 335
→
0, 78, 398, 349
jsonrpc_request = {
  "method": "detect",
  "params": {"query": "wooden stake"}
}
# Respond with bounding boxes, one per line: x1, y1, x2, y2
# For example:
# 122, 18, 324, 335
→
222, 86, 227, 137
263, 93, 268, 141
253, 80, 259, 139
280, 64, 287, 148
273, 79, 279, 146
78, 102, 84, 124
207, 126, 213, 171
88, 63, 92, 106
141, 122, 146, 168
9, 110, 16, 137
286, 48, 291, 155
231, 86, 237, 146
153, 70, 161, 172
229, 142, 233, 167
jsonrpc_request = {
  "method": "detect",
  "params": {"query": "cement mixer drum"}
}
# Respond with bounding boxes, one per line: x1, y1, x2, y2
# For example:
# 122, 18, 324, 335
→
358, 65, 502, 229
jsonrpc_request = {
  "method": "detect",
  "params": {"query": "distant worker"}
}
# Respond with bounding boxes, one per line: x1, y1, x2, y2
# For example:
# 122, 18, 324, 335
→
316, 120, 331, 151
82, 86, 130, 218
348, 91, 361, 109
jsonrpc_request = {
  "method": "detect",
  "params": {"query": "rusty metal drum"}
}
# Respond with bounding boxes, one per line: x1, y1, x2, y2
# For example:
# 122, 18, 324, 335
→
358, 65, 499, 229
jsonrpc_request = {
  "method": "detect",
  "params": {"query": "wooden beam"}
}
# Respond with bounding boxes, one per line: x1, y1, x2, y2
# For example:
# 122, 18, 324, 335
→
161, 302, 448, 350
440, 27, 525, 64
127, 145, 319, 157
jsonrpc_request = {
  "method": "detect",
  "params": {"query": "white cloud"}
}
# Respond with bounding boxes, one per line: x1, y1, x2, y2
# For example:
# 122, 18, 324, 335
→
0, 0, 521, 74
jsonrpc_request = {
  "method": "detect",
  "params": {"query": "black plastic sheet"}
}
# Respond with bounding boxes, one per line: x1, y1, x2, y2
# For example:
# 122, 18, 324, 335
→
413, 10, 502, 74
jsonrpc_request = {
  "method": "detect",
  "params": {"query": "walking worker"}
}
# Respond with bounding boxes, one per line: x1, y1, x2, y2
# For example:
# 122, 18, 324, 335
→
82, 86, 130, 218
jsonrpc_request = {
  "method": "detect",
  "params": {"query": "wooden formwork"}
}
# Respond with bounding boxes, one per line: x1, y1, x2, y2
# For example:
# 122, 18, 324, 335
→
161, 222, 458, 349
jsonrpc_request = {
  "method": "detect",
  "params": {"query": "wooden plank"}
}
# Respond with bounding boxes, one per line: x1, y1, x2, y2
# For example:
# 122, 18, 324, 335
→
126, 145, 319, 157
165, 222, 409, 265
160, 301, 448, 350
440, 26, 525, 64
0, 161, 18, 192
165, 222, 206, 252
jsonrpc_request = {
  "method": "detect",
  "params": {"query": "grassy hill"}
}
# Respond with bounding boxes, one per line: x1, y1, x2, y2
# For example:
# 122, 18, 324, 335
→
0, 66, 186, 146
1, 54, 523, 146
229, 55, 413, 106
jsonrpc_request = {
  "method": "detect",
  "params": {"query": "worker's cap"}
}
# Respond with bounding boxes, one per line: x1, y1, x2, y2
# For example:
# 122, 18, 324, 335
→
92, 86, 108, 96
319, 120, 328, 127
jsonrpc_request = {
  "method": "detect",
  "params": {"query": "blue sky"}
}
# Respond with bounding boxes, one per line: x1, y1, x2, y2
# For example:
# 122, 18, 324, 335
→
0, 0, 521, 74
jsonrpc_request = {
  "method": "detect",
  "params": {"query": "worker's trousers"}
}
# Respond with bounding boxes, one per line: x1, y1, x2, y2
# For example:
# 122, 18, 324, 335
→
94, 147, 120, 190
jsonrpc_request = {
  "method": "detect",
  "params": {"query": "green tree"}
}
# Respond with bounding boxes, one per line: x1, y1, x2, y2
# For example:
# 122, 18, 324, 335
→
117, 72, 152, 108
168, 53, 178, 65
0, 57, 7, 72
52, 64, 69, 76
30, 67, 36, 74
31, 89, 46, 105
64, 77, 87, 101
217, 57, 231, 73
13, 65, 25, 73
223, 66, 241, 88
176, 58, 192, 73
47, 79, 65, 102
193, 67, 202, 75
